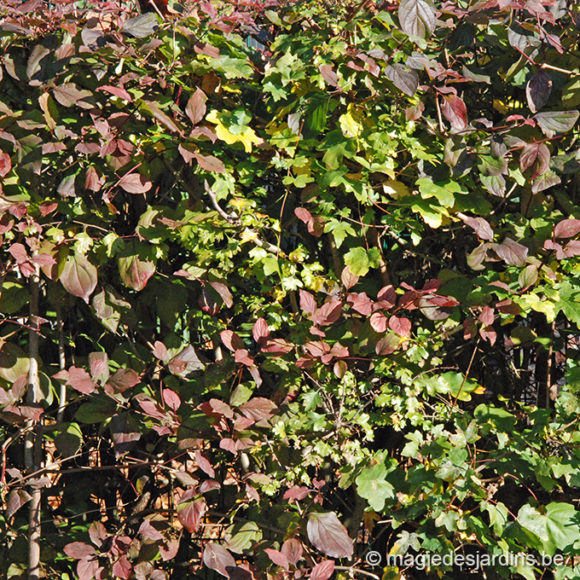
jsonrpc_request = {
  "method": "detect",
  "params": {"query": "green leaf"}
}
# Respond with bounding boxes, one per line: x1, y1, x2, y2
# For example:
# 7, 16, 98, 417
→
344, 247, 380, 276
356, 463, 395, 511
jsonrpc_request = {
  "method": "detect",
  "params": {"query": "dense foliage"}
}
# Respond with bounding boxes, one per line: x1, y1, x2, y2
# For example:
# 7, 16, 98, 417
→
0, 0, 579, 578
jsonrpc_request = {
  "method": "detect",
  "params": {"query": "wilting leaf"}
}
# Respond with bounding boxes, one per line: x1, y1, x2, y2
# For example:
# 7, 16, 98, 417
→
441, 94, 468, 130
186, 88, 207, 125
385, 64, 418, 96
526, 70, 552, 113
398, 0, 436, 38
306, 511, 353, 558
203, 543, 236, 577
123, 12, 159, 38
60, 253, 98, 302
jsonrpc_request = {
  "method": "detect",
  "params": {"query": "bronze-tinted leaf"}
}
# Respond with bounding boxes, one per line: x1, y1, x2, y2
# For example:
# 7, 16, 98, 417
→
122, 12, 159, 38
118, 254, 155, 291
535, 110, 579, 138
60, 253, 98, 302
319, 64, 338, 88
492, 238, 528, 266
64, 541, 94, 560
186, 88, 207, 125
264, 549, 289, 570
385, 64, 418, 96
193, 152, 225, 173
178, 499, 207, 533
53, 83, 93, 109
389, 315, 412, 337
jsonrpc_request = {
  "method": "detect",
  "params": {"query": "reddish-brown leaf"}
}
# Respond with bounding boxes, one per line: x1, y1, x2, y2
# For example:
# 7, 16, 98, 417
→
264, 548, 289, 570
340, 266, 359, 290
311, 560, 335, 580
193, 152, 225, 173
370, 311, 389, 333
162, 388, 181, 411
283, 486, 311, 501
313, 300, 342, 326
195, 450, 215, 478
299, 290, 318, 315
0, 152, 12, 177
281, 538, 303, 565
118, 172, 152, 194
112, 556, 132, 580
186, 88, 207, 125
64, 541, 94, 560
107, 369, 140, 393
319, 64, 338, 87
220, 330, 245, 352
440, 94, 468, 130
98, 85, 132, 102
554, 218, 580, 239
240, 398, 277, 423
389, 315, 412, 337
252, 318, 270, 343
67, 367, 97, 395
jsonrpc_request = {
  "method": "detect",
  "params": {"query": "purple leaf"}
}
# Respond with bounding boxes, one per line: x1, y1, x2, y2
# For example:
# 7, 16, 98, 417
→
519, 142, 550, 176
194, 152, 225, 173
389, 315, 412, 337
306, 512, 353, 559
385, 64, 419, 96
240, 398, 277, 424
299, 290, 318, 315
460, 215, 494, 241
526, 70, 552, 113
252, 318, 270, 344
107, 369, 140, 393
178, 499, 206, 533
535, 110, 579, 138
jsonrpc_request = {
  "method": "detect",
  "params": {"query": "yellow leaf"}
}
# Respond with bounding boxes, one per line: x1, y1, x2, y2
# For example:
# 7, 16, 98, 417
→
206, 110, 263, 153
339, 104, 363, 138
